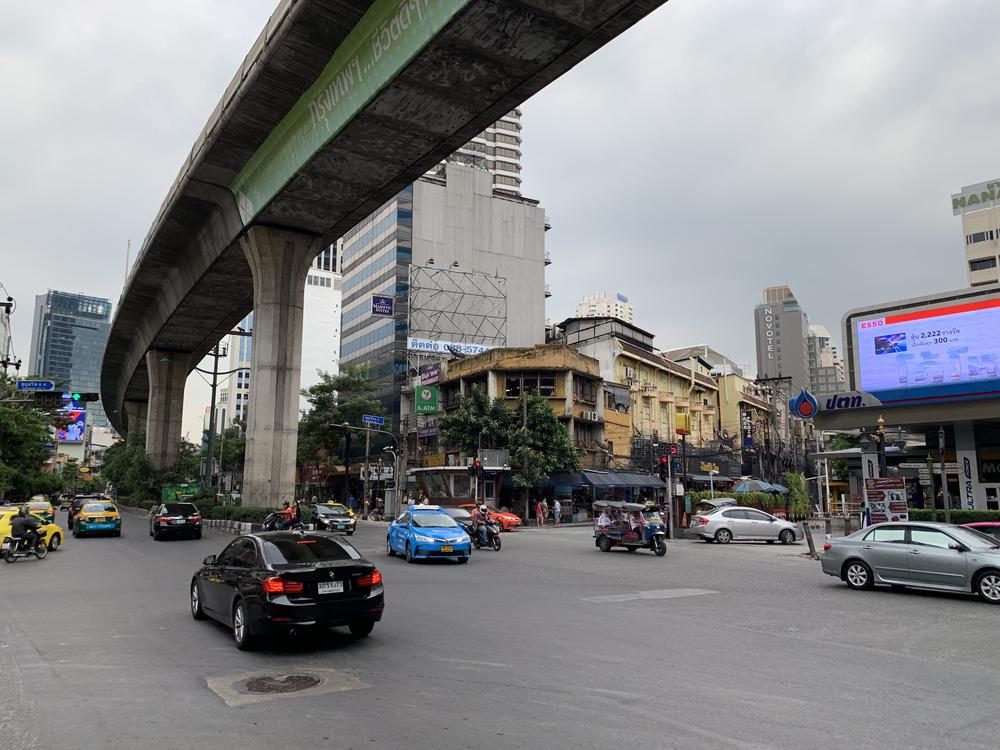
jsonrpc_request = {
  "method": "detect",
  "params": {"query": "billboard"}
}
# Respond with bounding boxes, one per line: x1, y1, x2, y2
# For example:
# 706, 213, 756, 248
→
407, 337, 494, 355
58, 409, 87, 443
418, 362, 441, 385
371, 294, 394, 317
415, 386, 439, 414
849, 289, 1000, 407
864, 477, 908, 524
951, 178, 1000, 215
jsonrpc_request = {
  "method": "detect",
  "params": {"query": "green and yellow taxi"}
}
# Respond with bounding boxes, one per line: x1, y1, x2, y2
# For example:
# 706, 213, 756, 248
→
73, 500, 122, 538
0, 508, 64, 551
23, 496, 55, 524
319, 502, 356, 518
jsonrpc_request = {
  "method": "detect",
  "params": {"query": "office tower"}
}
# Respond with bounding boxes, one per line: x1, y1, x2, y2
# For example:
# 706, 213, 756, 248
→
952, 179, 1000, 286
574, 293, 634, 324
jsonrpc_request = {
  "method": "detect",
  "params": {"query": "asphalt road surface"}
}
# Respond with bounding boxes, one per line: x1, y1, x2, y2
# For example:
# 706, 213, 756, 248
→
2, 510, 999, 750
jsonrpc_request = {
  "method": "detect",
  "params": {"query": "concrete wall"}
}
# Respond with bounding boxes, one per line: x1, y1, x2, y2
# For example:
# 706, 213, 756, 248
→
300, 269, 342, 413
412, 164, 546, 347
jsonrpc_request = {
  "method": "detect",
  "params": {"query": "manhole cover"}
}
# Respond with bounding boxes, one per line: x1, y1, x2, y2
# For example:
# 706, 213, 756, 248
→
243, 673, 323, 694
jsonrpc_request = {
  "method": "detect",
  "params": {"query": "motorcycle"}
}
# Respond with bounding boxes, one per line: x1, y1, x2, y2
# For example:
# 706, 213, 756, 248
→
2, 534, 49, 563
472, 520, 502, 551
261, 513, 304, 532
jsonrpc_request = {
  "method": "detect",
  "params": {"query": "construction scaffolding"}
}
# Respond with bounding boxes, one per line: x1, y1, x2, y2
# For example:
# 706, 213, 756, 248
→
406, 264, 508, 350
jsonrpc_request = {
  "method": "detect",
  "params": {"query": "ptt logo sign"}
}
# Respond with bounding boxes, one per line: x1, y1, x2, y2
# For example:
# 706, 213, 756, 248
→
788, 388, 819, 419
859, 318, 886, 329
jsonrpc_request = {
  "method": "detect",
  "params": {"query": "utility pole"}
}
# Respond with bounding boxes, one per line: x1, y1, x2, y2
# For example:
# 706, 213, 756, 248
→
939, 426, 951, 524
202, 342, 226, 488
363, 422, 372, 518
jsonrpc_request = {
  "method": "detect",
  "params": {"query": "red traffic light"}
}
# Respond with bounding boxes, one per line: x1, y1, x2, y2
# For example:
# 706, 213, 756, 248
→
660, 456, 668, 463
669, 444, 678, 455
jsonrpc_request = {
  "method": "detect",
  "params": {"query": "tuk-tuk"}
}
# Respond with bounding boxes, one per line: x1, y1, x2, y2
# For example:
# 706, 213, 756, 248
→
593, 500, 667, 556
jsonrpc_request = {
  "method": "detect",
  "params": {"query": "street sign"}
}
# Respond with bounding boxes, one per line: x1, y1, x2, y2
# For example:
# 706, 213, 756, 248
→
672, 461, 682, 471
17, 379, 54, 391
371, 294, 394, 317
415, 386, 438, 414
362, 414, 385, 427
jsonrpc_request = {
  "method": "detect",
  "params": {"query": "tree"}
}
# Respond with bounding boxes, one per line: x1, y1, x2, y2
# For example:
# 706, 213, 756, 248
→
298, 365, 384, 476
828, 432, 860, 481
100, 430, 200, 501
0, 374, 65, 500
213, 421, 246, 474
438, 387, 514, 454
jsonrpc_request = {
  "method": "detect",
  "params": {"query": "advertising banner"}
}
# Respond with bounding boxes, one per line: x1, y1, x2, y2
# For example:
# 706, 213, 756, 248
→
57, 409, 87, 443
952, 178, 1000, 215
407, 337, 494, 355
371, 294, 394, 317
864, 477, 908, 524
854, 294, 1000, 406
418, 362, 441, 385
415, 386, 438, 414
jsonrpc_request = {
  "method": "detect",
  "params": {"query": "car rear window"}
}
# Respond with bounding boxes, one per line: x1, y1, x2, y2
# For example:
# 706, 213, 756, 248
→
82, 503, 117, 513
262, 536, 356, 564
163, 503, 197, 515
26, 502, 50, 510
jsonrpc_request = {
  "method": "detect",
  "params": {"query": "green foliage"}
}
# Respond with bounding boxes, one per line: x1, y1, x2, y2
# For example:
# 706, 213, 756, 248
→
687, 488, 810, 515
908, 509, 1000, 523
439, 389, 579, 491
298, 365, 384, 468
0, 375, 65, 499
207, 420, 246, 472
100, 430, 201, 502
203, 505, 275, 523
828, 433, 860, 481
782, 472, 808, 503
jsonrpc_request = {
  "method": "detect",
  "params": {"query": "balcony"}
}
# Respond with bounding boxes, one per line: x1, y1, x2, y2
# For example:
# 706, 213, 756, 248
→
658, 391, 674, 403
544, 284, 552, 298
674, 396, 690, 408
544, 250, 552, 265
544, 215, 552, 231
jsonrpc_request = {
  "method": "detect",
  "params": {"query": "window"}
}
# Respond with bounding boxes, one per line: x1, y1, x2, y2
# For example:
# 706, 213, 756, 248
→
909, 528, 954, 549
864, 526, 905, 543
745, 510, 773, 521
967, 230, 996, 244
539, 376, 556, 397
495, 175, 520, 187
722, 509, 749, 519
217, 538, 258, 568
505, 377, 521, 397
263, 536, 354, 564
969, 257, 997, 272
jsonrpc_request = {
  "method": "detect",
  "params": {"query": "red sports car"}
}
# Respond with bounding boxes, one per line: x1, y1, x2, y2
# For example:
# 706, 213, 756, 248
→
459, 504, 522, 531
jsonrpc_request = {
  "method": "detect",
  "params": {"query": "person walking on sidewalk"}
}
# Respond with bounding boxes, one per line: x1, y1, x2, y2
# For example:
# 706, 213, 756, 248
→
540, 498, 549, 527
552, 498, 561, 527
535, 498, 544, 527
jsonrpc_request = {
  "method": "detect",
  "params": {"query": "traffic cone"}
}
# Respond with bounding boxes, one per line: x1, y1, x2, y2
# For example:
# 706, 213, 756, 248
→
681, 511, 687, 527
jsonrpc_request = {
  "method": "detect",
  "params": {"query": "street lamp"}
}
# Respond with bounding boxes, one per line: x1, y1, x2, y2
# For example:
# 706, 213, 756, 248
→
875, 414, 888, 476
707, 469, 719, 499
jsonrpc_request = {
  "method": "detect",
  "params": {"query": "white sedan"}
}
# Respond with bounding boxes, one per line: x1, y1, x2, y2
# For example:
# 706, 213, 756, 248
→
688, 506, 801, 544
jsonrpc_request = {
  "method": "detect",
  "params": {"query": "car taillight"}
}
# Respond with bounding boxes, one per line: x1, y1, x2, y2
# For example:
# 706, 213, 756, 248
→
262, 576, 304, 594
357, 570, 383, 587
823, 543, 832, 552
189, 515, 201, 522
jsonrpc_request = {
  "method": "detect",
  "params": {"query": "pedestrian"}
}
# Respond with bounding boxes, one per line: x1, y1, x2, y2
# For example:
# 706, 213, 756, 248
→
347, 494, 356, 511
407, 493, 416, 507
534, 498, 543, 527
418, 491, 429, 505
540, 498, 549, 527
552, 498, 561, 527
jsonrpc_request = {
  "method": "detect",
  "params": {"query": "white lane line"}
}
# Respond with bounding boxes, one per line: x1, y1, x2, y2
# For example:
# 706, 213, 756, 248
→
582, 588, 716, 603
436, 658, 511, 668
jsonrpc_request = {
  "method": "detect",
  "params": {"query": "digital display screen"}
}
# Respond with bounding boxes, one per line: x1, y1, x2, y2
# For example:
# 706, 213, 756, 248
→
58, 409, 87, 443
856, 296, 1000, 405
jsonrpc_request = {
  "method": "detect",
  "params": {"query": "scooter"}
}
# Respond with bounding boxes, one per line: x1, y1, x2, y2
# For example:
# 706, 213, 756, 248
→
472, 520, 502, 551
2, 534, 49, 563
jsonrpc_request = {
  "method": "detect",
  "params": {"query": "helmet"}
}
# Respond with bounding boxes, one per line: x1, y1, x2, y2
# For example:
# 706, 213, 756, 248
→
479, 504, 488, 513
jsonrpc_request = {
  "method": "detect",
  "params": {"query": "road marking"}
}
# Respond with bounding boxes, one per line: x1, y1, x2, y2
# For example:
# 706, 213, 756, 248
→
206, 667, 367, 707
437, 657, 511, 668
582, 588, 716, 603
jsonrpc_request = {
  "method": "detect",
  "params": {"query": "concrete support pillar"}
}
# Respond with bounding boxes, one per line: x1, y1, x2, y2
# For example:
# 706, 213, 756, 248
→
239, 226, 322, 507
124, 400, 148, 437
145, 350, 189, 470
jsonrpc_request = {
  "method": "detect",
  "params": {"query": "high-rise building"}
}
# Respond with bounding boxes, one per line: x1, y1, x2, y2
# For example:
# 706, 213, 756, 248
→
217, 246, 342, 429
426, 110, 524, 196
952, 178, 1000, 286
574, 293, 633, 324
28, 290, 112, 426
807, 324, 846, 397
340, 161, 547, 421
753, 285, 810, 389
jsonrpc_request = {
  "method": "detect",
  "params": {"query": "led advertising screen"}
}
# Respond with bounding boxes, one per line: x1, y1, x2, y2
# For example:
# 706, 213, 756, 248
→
58, 409, 87, 443
855, 295, 1000, 406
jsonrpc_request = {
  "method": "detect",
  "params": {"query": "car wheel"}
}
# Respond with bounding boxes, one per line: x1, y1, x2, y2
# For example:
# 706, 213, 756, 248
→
844, 560, 874, 590
47, 534, 61, 551
779, 529, 795, 545
597, 535, 613, 552
405, 542, 414, 563
457, 556, 469, 564
714, 528, 733, 544
233, 601, 255, 651
190, 581, 206, 620
193, 530, 202, 540
975, 570, 1000, 604
386, 537, 394, 556
348, 619, 375, 638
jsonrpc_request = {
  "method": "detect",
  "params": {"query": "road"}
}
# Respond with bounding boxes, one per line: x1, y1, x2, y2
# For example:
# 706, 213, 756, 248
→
2, 509, 999, 750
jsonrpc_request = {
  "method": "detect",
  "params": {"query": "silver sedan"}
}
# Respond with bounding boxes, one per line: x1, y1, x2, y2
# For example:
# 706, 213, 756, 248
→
820, 521, 1000, 604
688, 506, 801, 544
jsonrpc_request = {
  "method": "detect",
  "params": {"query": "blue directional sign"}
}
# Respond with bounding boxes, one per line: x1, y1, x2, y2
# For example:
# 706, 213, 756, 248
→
672, 460, 683, 472
362, 414, 385, 427
17, 379, 55, 392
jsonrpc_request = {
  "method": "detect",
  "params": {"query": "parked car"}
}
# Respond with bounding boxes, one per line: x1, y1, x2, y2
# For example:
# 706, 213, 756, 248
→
962, 522, 1000, 541
688, 505, 801, 544
312, 503, 357, 535
0, 509, 64, 551
821, 521, 1000, 603
190, 531, 384, 650
387, 505, 472, 563
72, 500, 122, 537
148, 502, 202, 540
458, 503, 522, 531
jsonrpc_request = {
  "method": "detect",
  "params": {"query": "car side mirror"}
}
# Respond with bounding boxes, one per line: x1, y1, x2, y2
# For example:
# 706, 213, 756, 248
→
948, 543, 965, 552
203, 554, 217, 565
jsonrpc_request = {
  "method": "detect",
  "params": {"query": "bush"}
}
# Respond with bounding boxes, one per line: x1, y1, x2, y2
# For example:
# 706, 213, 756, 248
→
204, 506, 275, 523
908, 509, 1000, 523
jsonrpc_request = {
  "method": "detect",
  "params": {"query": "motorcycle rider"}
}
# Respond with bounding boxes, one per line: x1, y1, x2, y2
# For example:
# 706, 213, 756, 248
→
11, 508, 43, 551
474, 504, 492, 547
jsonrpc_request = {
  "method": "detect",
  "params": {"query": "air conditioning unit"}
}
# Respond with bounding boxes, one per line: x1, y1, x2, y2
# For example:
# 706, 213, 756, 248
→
581, 410, 599, 421
624, 367, 637, 380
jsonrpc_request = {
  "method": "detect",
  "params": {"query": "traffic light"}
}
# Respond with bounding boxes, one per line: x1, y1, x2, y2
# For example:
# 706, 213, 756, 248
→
468, 458, 484, 478
32, 392, 64, 409
64, 392, 100, 408
658, 456, 668, 481
669, 444, 678, 455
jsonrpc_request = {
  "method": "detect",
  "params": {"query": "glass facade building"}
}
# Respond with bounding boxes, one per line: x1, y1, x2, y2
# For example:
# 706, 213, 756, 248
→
28, 290, 113, 426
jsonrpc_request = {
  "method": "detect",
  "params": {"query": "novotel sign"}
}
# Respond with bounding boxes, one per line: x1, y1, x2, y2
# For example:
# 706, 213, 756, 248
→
762, 307, 775, 360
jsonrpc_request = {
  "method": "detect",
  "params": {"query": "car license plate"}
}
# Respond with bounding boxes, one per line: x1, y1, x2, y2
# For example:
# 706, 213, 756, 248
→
173, 519, 186, 524
88, 523, 115, 529
1, 541, 8, 551
440, 545, 453, 553
336, 524, 345, 530
317, 581, 344, 594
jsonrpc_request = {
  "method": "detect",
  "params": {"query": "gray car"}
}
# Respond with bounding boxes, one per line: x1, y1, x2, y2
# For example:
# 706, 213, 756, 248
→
820, 521, 1000, 604
688, 506, 801, 544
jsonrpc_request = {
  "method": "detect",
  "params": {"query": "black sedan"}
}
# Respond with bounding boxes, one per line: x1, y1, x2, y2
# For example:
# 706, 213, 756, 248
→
190, 531, 384, 650
312, 504, 357, 535
442, 506, 475, 536
149, 502, 202, 540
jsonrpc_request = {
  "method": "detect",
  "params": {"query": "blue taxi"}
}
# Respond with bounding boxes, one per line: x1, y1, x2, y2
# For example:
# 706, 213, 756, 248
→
386, 505, 472, 563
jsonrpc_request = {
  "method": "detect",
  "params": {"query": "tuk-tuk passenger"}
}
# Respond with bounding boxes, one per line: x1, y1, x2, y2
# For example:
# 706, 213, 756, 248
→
597, 509, 613, 528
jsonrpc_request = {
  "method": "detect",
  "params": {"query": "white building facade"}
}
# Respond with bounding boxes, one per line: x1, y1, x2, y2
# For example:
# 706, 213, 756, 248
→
575, 292, 634, 324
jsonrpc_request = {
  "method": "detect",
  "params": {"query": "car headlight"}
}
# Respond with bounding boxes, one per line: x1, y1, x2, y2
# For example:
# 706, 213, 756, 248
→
414, 534, 436, 543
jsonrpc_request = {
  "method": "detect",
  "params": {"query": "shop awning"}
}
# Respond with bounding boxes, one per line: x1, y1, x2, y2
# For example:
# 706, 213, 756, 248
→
582, 471, 622, 487
615, 472, 667, 488
538, 471, 588, 489
689, 473, 733, 483
582, 471, 666, 489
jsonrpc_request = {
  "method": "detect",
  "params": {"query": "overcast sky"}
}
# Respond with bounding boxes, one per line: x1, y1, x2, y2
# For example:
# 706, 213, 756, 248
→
2, 0, 997, 441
